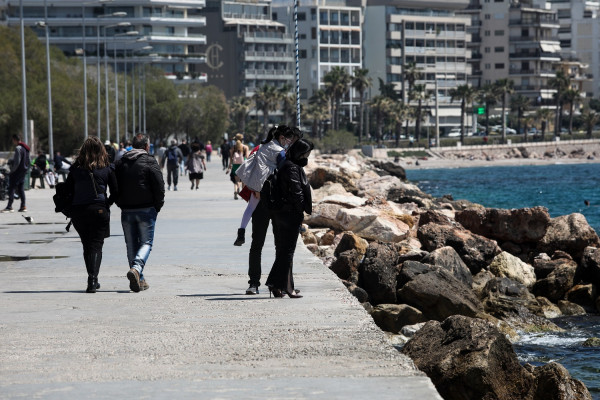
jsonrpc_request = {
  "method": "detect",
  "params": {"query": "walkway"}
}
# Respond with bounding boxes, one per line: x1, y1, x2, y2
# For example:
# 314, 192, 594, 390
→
0, 160, 440, 399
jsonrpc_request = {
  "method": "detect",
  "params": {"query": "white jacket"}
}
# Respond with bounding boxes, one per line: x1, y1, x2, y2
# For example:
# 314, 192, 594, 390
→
235, 140, 284, 192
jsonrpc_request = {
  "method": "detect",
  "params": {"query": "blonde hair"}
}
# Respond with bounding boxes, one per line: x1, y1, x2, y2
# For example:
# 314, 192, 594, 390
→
234, 140, 243, 153
73, 136, 109, 170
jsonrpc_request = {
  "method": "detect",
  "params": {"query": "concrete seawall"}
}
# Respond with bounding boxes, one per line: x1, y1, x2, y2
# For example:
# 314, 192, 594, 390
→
0, 163, 441, 399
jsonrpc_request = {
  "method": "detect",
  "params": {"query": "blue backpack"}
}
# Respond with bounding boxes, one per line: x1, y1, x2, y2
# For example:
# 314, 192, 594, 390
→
167, 147, 178, 165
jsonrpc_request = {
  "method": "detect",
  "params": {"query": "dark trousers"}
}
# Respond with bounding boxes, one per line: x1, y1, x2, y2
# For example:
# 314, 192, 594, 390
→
31, 174, 45, 189
166, 164, 178, 187
7, 173, 25, 209
265, 208, 303, 293
72, 204, 110, 277
248, 200, 272, 287
222, 155, 229, 169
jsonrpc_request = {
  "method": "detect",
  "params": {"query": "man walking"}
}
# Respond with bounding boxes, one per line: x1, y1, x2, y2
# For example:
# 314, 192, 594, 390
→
161, 139, 183, 191
2, 134, 30, 213
114, 133, 165, 292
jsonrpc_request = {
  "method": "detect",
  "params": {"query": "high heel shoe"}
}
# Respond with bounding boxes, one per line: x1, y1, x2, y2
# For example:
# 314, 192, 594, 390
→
284, 289, 303, 299
268, 286, 283, 298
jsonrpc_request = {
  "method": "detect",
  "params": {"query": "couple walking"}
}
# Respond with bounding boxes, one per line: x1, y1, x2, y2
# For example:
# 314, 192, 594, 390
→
65, 135, 164, 293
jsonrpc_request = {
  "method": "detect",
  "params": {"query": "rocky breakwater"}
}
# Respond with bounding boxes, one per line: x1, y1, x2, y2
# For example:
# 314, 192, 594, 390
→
301, 154, 599, 400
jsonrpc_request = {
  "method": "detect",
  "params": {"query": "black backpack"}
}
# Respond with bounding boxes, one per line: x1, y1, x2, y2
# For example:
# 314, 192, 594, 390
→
53, 182, 73, 218
261, 169, 283, 210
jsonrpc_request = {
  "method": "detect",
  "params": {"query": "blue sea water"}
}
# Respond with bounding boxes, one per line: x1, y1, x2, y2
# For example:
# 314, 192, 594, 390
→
406, 163, 600, 398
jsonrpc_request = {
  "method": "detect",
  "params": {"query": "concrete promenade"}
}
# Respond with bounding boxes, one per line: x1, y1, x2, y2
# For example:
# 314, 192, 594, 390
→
0, 160, 440, 399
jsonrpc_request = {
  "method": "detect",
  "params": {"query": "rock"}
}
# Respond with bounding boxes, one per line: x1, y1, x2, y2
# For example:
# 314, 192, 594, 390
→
538, 213, 600, 261
308, 167, 358, 194
488, 251, 537, 288
417, 209, 455, 227
565, 284, 597, 312
535, 297, 562, 319
581, 337, 600, 347
311, 182, 349, 202
301, 229, 318, 245
336, 207, 410, 243
580, 246, 600, 285
387, 184, 433, 208
304, 202, 345, 230
597, 295, 600, 313
417, 222, 502, 274
329, 250, 361, 283
422, 246, 473, 287
402, 315, 534, 400
531, 362, 592, 400
371, 304, 427, 333
342, 281, 369, 303
334, 232, 369, 257
397, 266, 484, 321
397, 260, 434, 288
456, 206, 550, 244
358, 242, 400, 305
533, 253, 563, 280
319, 230, 336, 246
401, 322, 427, 338
472, 269, 495, 298
321, 194, 366, 208
557, 300, 586, 316
532, 260, 578, 302
369, 160, 407, 179
356, 172, 408, 199
305, 243, 319, 255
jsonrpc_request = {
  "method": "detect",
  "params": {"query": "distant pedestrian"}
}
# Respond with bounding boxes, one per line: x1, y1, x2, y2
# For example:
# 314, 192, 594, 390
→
161, 139, 183, 191
205, 140, 213, 162
30, 150, 49, 189
66, 136, 118, 293
178, 139, 191, 176
114, 133, 165, 292
1, 134, 30, 213
265, 138, 313, 298
104, 140, 116, 163
186, 142, 206, 190
220, 138, 231, 170
226, 139, 245, 200
53, 151, 71, 183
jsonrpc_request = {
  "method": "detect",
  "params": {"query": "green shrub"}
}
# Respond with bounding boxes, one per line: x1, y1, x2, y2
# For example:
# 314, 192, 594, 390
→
313, 130, 357, 154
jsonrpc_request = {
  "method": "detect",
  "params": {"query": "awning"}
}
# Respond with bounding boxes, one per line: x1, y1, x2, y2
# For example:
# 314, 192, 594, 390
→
225, 19, 285, 27
540, 43, 560, 53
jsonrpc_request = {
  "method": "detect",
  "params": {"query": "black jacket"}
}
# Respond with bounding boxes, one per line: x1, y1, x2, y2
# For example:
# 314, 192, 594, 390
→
277, 160, 312, 216
66, 165, 118, 207
114, 149, 165, 212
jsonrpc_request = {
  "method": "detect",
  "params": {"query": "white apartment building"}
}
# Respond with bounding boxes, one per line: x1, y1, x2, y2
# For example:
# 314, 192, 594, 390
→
273, 0, 363, 122
364, 0, 472, 132
0, 0, 207, 80
192, 0, 295, 100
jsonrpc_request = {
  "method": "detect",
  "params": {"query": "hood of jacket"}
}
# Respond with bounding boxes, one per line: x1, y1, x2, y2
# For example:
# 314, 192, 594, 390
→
17, 141, 31, 152
122, 148, 147, 161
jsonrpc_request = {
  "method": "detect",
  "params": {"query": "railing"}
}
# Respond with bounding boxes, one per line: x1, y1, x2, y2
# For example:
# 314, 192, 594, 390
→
244, 51, 293, 58
243, 31, 292, 40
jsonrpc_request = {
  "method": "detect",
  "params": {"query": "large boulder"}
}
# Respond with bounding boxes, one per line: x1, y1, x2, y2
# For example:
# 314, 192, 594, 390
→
329, 249, 361, 283
310, 182, 349, 202
368, 160, 407, 179
308, 167, 358, 194
358, 242, 400, 305
371, 304, 427, 333
488, 251, 537, 288
422, 246, 473, 287
336, 207, 410, 243
537, 213, 600, 261
417, 223, 502, 274
355, 171, 407, 199
334, 231, 369, 257
455, 206, 550, 244
529, 362, 592, 400
387, 183, 433, 208
532, 259, 578, 302
397, 266, 484, 321
580, 246, 600, 285
402, 315, 534, 400
304, 202, 345, 230
565, 284, 597, 313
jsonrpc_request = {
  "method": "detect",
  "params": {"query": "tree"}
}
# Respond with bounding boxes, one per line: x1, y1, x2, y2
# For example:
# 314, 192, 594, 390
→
145, 68, 181, 142
253, 85, 280, 138
580, 108, 599, 138
548, 70, 570, 136
323, 66, 351, 131
229, 96, 252, 134
449, 84, 477, 145
351, 68, 371, 143
279, 84, 296, 126
402, 62, 420, 101
478, 84, 499, 135
510, 94, 531, 140
409, 84, 430, 144
494, 78, 514, 144
369, 95, 392, 146
562, 88, 581, 134
306, 90, 329, 138
535, 108, 553, 142
389, 99, 409, 147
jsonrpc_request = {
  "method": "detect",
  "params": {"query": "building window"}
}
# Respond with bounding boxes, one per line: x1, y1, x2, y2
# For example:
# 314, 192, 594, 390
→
341, 11, 350, 26
351, 11, 360, 26
485, 47, 491, 53
351, 31, 360, 44
484, 30, 490, 36
495, 63, 504, 69
494, 30, 504, 36
299, 49, 307, 58
298, 12, 306, 21
311, 27, 316, 39
330, 11, 339, 25
319, 11, 328, 24
494, 46, 504, 52
484, 14, 490, 20
485, 63, 491, 69
299, 33, 306, 39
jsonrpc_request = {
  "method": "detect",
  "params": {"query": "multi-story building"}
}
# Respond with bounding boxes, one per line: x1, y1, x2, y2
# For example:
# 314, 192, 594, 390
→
364, 0, 472, 131
547, 0, 599, 98
273, 0, 363, 122
0, 0, 207, 81
191, 0, 295, 100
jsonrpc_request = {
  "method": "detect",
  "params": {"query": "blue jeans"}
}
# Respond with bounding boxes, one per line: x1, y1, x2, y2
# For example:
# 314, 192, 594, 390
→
121, 207, 157, 280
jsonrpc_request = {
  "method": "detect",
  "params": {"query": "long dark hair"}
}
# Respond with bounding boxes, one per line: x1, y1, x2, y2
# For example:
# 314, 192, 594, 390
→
261, 125, 295, 145
73, 136, 109, 170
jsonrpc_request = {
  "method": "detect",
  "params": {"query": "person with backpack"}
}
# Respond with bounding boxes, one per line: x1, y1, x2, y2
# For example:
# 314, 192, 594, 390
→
160, 139, 184, 191
220, 138, 231, 170
265, 138, 313, 299
2, 134, 30, 213
65, 136, 118, 293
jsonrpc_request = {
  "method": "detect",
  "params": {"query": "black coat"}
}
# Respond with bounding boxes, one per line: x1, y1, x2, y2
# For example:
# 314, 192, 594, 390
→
114, 149, 165, 212
277, 159, 312, 216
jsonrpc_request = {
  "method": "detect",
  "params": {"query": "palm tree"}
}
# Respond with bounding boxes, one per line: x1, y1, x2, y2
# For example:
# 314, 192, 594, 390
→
229, 96, 253, 134
389, 99, 409, 147
535, 108, 553, 142
562, 88, 581, 134
306, 89, 330, 138
369, 95, 392, 146
253, 85, 281, 138
510, 94, 531, 140
323, 66, 351, 131
279, 84, 296, 126
449, 84, 478, 145
409, 84, 430, 144
352, 68, 371, 142
581, 108, 600, 138
494, 78, 515, 144
478, 84, 499, 135
548, 70, 570, 136
402, 62, 420, 102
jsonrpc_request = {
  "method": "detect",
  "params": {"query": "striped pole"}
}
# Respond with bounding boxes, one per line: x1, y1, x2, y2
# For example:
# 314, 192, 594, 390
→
294, 0, 300, 127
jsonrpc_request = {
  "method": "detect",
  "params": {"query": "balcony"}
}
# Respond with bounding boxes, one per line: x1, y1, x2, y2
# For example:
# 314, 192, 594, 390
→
243, 31, 293, 43
244, 51, 294, 61
244, 69, 295, 80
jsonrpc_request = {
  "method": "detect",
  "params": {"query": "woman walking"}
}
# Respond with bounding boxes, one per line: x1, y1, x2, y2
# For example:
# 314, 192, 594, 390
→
65, 136, 118, 293
186, 142, 206, 190
265, 138, 313, 298
226, 139, 245, 199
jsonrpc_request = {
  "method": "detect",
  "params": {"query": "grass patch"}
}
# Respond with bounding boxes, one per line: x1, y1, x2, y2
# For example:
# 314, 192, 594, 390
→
388, 150, 429, 158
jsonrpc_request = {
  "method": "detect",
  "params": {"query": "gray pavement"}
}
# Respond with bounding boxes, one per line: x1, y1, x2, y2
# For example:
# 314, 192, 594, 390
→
0, 161, 441, 399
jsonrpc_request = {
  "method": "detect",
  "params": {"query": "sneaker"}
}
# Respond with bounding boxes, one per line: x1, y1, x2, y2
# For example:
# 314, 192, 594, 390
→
127, 268, 141, 292
246, 285, 259, 295
1, 207, 14, 213
167, 186, 171, 191
18, 207, 27, 212
174, 186, 178, 191
139, 279, 149, 291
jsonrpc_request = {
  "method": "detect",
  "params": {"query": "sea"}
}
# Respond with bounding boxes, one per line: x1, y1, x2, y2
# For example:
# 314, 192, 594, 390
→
406, 163, 600, 398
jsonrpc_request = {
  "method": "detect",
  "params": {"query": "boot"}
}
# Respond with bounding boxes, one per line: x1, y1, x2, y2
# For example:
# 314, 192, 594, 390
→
87, 252, 102, 293
233, 228, 245, 246
84, 252, 96, 293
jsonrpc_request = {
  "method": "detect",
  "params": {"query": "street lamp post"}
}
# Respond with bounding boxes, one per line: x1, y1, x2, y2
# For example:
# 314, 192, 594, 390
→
19, 0, 28, 146
112, 31, 138, 145
38, 0, 53, 158
103, 21, 130, 143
